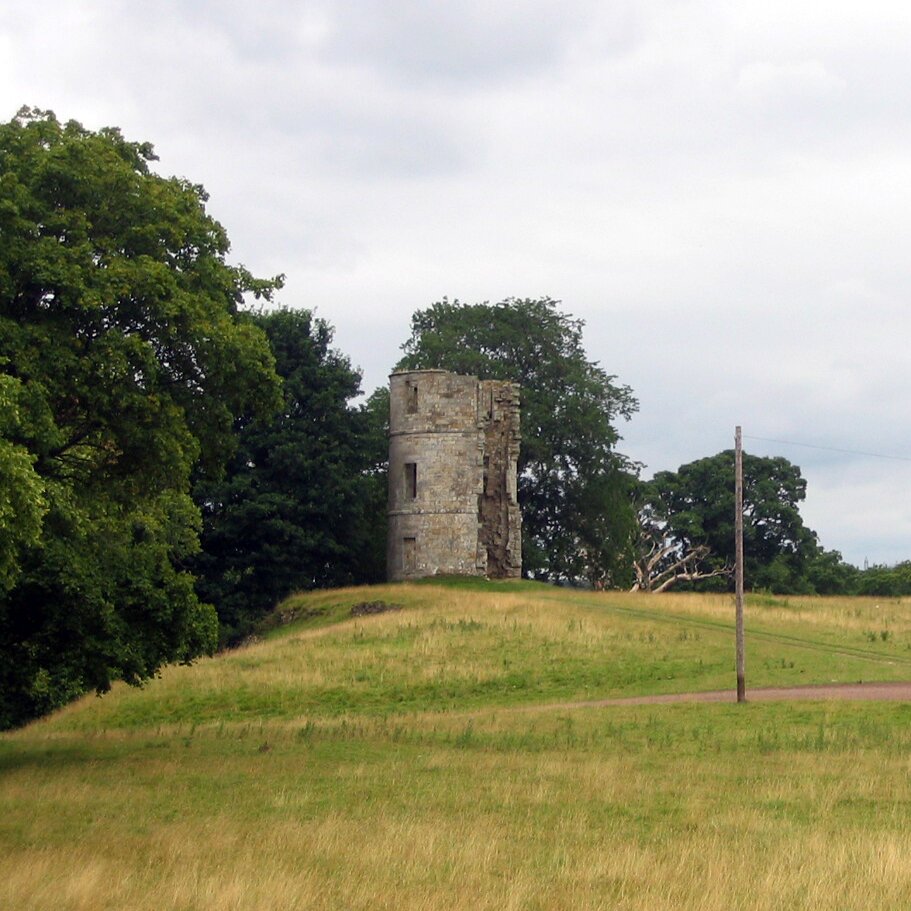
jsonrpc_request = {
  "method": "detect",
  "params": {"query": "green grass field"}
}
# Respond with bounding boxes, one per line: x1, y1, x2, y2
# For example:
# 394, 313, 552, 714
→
4, 582, 911, 909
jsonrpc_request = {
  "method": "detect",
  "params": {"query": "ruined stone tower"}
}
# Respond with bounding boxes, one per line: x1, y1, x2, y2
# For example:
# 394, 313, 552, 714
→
387, 369, 521, 581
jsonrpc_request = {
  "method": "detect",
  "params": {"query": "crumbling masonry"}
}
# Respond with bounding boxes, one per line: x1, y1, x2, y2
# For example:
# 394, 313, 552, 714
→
387, 369, 521, 581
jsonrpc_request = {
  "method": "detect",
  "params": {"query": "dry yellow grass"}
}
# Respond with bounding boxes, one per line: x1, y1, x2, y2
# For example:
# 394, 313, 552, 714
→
626, 589, 911, 634
5, 708, 911, 910
5, 583, 911, 909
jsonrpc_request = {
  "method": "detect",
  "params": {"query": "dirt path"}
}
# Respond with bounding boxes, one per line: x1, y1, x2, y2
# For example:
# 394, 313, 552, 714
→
538, 681, 911, 711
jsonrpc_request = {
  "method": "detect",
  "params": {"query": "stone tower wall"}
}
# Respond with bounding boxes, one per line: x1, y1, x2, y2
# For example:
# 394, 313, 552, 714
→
387, 369, 521, 581
478, 380, 522, 577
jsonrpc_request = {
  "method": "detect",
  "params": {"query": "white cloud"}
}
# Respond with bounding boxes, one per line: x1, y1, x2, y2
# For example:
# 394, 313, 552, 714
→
3, 0, 911, 562
736, 59, 846, 98
318, 0, 617, 86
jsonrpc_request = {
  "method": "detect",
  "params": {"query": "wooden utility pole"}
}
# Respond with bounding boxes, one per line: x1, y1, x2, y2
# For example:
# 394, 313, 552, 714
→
735, 426, 745, 702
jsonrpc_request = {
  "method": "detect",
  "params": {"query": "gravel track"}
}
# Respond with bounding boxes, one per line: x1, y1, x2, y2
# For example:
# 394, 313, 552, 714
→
543, 681, 911, 710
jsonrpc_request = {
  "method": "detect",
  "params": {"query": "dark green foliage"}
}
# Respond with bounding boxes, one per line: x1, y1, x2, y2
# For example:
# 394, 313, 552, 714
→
800, 547, 858, 595
855, 562, 911, 596
193, 309, 388, 644
358, 385, 391, 579
560, 462, 638, 589
0, 373, 47, 592
644, 451, 820, 593
398, 297, 638, 583
0, 108, 281, 727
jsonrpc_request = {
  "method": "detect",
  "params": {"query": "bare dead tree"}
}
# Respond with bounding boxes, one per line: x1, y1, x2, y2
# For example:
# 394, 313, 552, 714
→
630, 521, 732, 593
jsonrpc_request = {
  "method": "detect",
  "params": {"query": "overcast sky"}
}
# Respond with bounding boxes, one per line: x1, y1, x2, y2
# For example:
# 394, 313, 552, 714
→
4, 0, 911, 566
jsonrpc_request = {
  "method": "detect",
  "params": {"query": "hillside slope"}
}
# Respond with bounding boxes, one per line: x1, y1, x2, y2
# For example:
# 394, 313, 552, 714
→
4, 583, 911, 910
33, 582, 911, 732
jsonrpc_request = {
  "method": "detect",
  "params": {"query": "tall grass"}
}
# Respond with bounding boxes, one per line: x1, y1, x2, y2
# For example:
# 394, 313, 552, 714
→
4, 584, 911, 909
40, 585, 911, 733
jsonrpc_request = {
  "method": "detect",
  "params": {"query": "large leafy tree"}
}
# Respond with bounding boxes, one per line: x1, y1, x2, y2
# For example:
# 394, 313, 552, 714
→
0, 108, 281, 727
193, 308, 388, 644
643, 451, 820, 592
398, 297, 638, 582
0, 373, 47, 592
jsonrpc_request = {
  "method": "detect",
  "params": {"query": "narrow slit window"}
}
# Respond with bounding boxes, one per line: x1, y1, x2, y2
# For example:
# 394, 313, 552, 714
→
404, 462, 417, 500
407, 383, 418, 414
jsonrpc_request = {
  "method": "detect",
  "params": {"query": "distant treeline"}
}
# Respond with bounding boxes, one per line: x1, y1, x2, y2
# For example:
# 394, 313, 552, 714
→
835, 562, 911, 598
632, 450, 907, 598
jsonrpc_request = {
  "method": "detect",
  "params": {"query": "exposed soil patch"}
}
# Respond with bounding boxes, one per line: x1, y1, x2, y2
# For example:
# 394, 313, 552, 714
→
350, 601, 402, 618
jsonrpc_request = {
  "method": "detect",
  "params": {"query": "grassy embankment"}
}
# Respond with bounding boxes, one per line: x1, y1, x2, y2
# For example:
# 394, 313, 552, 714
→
4, 581, 911, 909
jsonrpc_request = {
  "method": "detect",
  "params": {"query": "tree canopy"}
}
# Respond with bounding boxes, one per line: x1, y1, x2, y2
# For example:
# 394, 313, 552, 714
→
641, 450, 820, 592
193, 308, 388, 644
0, 108, 281, 727
398, 297, 638, 583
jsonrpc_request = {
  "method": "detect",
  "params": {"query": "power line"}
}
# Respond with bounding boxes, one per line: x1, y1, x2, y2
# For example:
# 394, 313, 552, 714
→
743, 434, 911, 463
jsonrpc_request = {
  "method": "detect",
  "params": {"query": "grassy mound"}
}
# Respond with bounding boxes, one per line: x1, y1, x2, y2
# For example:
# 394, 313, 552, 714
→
4, 584, 911, 909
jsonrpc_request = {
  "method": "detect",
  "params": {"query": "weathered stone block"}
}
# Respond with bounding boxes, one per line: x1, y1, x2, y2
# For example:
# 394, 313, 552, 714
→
387, 369, 521, 581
